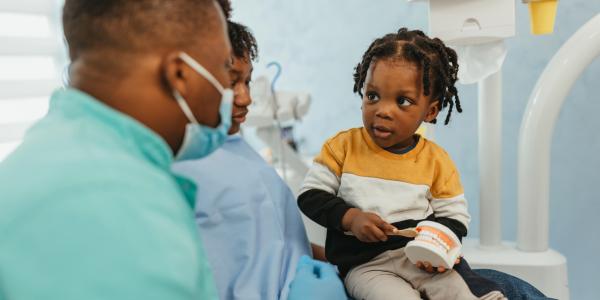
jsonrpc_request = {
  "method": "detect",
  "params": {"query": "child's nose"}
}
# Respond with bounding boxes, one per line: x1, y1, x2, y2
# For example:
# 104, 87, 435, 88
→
375, 102, 394, 120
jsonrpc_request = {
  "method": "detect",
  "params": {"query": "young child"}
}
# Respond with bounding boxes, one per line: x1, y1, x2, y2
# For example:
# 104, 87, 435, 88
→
298, 28, 506, 300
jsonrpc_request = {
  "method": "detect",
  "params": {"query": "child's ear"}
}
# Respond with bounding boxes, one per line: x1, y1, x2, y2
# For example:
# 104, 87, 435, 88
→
424, 100, 440, 123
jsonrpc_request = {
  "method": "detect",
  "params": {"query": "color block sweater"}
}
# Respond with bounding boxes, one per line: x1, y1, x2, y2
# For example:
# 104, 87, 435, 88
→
298, 127, 470, 276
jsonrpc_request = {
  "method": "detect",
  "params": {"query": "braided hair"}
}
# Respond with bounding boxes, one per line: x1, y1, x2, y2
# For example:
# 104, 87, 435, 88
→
353, 28, 462, 125
215, 0, 258, 61
228, 21, 258, 61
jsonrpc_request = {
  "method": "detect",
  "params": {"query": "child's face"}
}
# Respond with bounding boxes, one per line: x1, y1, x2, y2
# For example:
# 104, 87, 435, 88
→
362, 59, 439, 151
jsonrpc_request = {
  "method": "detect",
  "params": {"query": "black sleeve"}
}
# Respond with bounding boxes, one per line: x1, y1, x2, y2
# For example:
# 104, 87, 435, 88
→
297, 189, 354, 232
434, 217, 468, 241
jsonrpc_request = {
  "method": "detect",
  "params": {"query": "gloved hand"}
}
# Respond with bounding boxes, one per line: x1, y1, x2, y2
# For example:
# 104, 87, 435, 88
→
287, 255, 348, 300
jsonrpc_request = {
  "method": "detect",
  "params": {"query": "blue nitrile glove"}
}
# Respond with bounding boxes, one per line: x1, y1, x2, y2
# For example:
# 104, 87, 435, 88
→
287, 255, 348, 300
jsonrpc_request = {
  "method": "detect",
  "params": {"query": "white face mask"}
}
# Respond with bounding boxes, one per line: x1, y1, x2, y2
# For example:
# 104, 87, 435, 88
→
173, 52, 234, 161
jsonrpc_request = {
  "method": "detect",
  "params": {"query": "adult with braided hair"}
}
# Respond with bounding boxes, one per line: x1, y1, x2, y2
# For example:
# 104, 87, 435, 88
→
173, 1, 346, 299
298, 27, 508, 300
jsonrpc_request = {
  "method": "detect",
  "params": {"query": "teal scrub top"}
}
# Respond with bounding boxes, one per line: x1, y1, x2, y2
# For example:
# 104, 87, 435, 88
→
0, 88, 218, 300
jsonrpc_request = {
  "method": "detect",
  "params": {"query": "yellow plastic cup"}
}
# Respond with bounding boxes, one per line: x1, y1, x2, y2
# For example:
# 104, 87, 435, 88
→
528, 0, 558, 35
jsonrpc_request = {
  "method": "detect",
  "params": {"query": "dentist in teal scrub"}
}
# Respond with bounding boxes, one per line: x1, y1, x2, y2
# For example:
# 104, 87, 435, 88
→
0, 1, 346, 299
0, 0, 231, 299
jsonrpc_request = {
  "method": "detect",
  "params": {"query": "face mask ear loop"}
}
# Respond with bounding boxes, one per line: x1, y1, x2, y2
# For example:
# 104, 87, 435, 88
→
179, 52, 225, 94
173, 89, 200, 124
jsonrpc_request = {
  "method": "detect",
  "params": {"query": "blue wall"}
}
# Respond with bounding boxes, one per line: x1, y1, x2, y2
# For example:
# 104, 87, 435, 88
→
231, 1, 600, 298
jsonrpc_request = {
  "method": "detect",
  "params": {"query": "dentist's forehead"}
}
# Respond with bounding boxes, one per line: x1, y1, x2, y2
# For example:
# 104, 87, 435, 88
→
62, 0, 223, 58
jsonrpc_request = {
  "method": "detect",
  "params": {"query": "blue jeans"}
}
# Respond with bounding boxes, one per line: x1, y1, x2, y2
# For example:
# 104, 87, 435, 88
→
474, 269, 556, 300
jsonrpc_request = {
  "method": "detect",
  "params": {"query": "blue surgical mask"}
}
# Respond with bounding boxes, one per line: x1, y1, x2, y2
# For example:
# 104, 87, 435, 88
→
173, 52, 233, 161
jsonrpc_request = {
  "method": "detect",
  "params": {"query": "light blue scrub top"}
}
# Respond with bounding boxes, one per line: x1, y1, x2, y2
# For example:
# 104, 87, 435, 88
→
0, 88, 218, 300
173, 135, 311, 300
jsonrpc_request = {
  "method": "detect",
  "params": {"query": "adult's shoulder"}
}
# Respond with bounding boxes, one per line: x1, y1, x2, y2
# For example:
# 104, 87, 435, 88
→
0, 136, 184, 227
0, 158, 207, 299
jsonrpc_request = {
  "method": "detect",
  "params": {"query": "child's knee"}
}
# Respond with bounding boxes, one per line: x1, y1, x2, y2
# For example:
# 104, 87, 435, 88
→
345, 270, 420, 300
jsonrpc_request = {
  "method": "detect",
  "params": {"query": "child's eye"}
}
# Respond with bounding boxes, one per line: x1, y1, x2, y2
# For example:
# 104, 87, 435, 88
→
397, 97, 412, 107
366, 92, 380, 102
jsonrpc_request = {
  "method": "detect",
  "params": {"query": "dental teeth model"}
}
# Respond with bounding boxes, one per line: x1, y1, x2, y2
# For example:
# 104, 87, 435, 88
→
404, 221, 462, 269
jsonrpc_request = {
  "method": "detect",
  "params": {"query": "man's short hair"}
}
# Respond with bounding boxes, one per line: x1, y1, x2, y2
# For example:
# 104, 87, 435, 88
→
215, 0, 232, 19
63, 0, 219, 59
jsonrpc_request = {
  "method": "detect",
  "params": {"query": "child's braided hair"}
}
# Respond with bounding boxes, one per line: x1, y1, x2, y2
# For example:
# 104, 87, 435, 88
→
353, 28, 462, 125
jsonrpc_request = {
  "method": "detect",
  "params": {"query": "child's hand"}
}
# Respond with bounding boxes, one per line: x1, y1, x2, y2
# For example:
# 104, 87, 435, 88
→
415, 257, 461, 273
341, 208, 396, 243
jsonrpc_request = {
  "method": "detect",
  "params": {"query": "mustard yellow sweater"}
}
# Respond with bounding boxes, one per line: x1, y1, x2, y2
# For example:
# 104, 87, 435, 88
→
298, 127, 470, 276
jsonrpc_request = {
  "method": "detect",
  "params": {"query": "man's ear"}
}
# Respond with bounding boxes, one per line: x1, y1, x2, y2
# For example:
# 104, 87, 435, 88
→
424, 100, 440, 123
162, 52, 189, 97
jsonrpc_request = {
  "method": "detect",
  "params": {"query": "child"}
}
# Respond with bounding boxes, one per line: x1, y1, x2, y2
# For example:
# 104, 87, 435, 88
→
298, 28, 506, 300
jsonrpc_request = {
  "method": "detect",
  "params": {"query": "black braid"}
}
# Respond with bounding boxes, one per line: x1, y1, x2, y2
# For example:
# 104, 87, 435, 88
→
215, 0, 258, 62
353, 34, 397, 95
353, 28, 462, 125
228, 21, 258, 61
